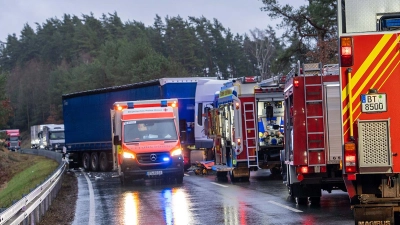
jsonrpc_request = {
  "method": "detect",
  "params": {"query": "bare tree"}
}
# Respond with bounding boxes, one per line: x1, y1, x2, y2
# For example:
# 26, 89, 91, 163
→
248, 28, 276, 80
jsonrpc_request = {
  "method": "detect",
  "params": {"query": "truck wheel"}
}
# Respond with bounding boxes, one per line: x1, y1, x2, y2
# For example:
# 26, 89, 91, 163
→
99, 152, 109, 172
296, 197, 308, 205
229, 171, 237, 182
309, 197, 320, 205
91, 152, 99, 172
82, 153, 91, 171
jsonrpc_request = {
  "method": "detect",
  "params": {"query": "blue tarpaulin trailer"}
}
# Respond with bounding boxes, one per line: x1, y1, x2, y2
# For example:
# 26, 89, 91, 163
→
62, 78, 208, 171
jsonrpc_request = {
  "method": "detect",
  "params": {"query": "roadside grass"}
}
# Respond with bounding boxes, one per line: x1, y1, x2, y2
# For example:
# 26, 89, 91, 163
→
0, 150, 58, 208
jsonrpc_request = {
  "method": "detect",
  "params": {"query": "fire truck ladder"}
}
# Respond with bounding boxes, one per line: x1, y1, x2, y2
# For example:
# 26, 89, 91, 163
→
303, 63, 326, 167
243, 102, 259, 168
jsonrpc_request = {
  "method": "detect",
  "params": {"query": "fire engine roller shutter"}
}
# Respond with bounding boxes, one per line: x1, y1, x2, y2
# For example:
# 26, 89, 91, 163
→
358, 120, 392, 173
324, 83, 342, 164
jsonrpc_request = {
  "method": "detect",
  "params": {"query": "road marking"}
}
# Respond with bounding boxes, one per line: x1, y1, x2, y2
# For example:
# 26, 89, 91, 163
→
268, 201, 303, 212
210, 182, 228, 188
184, 174, 190, 176
83, 172, 96, 225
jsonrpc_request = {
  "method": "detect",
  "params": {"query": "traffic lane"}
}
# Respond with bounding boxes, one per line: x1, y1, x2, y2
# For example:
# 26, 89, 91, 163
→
187, 170, 354, 225
72, 170, 354, 225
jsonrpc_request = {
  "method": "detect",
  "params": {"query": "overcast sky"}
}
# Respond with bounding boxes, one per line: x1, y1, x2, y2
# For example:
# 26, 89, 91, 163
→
0, 0, 304, 42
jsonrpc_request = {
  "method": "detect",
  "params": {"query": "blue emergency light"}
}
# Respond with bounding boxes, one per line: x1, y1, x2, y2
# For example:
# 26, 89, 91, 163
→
161, 100, 167, 107
127, 102, 134, 109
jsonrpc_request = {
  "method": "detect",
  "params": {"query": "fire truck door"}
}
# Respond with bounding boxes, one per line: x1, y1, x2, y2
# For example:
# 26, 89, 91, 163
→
324, 83, 342, 164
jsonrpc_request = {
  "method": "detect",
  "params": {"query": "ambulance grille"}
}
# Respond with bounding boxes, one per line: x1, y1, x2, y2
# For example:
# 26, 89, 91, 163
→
358, 120, 391, 168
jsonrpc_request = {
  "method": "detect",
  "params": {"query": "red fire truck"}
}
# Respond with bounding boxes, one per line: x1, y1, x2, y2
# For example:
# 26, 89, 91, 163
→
206, 78, 259, 181
281, 62, 345, 205
253, 77, 285, 175
339, 0, 400, 223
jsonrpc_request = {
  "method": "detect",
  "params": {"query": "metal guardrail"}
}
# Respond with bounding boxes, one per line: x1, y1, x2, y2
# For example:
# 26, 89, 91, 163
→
0, 149, 66, 225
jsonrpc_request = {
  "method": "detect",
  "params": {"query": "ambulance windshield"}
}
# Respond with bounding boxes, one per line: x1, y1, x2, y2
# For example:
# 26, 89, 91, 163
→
124, 119, 178, 142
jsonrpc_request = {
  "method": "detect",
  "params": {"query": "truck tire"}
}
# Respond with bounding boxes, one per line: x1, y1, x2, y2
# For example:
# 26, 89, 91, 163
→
82, 153, 91, 171
99, 152, 109, 172
296, 197, 308, 205
229, 171, 237, 182
90, 152, 99, 172
309, 197, 320, 205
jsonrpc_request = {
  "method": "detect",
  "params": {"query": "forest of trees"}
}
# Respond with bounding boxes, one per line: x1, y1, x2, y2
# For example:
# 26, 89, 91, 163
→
0, 0, 338, 132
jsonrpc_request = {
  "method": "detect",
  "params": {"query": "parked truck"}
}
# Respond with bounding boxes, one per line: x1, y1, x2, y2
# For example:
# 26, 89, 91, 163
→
281, 62, 345, 205
205, 78, 262, 181
111, 99, 184, 184
62, 77, 226, 172
2, 129, 20, 151
338, 0, 400, 223
38, 124, 65, 151
253, 76, 285, 175
30, 124, 55, 149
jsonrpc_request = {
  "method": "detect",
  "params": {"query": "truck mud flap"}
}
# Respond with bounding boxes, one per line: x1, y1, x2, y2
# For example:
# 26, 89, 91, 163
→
353, 207, 393, 225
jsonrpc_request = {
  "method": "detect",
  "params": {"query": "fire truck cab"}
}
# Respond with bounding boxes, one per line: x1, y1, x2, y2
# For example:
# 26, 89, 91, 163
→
282, 62, 345, 205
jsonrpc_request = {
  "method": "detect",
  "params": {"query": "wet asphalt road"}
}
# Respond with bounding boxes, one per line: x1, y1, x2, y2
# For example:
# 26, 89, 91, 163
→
71, 169, 354, 225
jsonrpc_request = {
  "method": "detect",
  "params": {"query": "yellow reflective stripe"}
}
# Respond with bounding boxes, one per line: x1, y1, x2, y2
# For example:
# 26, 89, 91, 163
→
342, 34, 393, 117
353, 46, 400, 114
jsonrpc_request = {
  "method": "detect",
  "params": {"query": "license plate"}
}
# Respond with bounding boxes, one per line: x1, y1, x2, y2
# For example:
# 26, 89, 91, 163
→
147, 171, 163, 176
314, 166, 320, 173
361, 93, 387, 113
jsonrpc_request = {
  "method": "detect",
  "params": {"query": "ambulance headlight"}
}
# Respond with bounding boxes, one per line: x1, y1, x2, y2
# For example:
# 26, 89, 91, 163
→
171, 148, 182, 156
123, 152, 135, 159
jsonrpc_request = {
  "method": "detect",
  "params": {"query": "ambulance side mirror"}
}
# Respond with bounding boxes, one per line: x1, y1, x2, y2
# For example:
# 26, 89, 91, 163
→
113, 135, 121, 145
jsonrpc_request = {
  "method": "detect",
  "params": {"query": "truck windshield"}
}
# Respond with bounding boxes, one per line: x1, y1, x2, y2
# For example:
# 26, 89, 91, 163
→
50, 131, 65, 140
124, 119, 178, 142
9, 137, 19, 141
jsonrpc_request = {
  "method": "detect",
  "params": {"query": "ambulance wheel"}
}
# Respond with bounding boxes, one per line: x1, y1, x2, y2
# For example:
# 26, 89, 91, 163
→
82, 153, 91, 171
120, 172, 125, 185
90, 152, 99, 172
99, 152, 109, 172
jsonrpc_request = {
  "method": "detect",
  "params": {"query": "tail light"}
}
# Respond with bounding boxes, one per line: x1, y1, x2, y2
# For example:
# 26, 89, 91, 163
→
344, 142, 357, 173
340, 37, 353, 67
296, 166, 309, 181
7, 142, 10, 147
294, 78, 299, 87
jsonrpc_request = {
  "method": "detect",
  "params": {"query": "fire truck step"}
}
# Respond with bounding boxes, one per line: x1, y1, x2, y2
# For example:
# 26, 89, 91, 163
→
307, 132, 324, 135
308, 148, 324, 151
308, 164, 326, 167
305, 84, 322, 87
306, 100, 323, 103
307, 116, 323, 119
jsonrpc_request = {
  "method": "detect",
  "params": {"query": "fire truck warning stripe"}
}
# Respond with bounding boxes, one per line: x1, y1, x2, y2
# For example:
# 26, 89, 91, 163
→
352, 51, 400, 115
342, 34, 397, 115
346, 53, 400, 132
342, 34, 400, 135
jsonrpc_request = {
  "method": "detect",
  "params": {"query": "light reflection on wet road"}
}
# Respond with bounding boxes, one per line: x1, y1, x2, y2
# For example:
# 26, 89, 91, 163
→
72, 169, 354, 225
